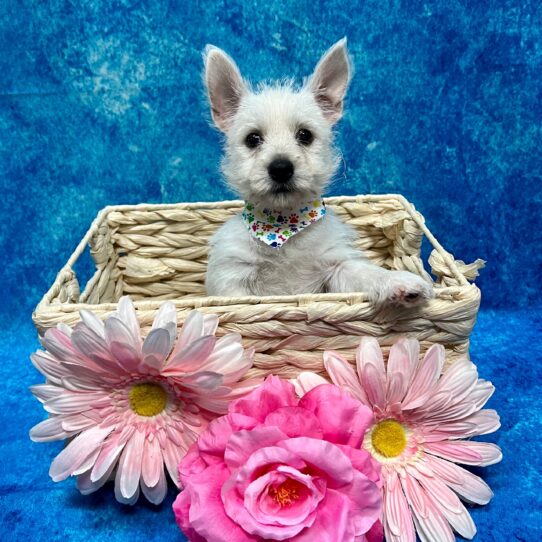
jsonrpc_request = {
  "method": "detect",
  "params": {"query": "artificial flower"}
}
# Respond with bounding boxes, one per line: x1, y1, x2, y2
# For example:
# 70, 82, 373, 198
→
295, 338, 502, 542
29, 296, 255, 504
173, 376, 384, 542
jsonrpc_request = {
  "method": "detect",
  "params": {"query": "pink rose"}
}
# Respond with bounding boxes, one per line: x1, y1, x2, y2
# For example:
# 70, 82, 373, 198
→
173, 376, 383, 542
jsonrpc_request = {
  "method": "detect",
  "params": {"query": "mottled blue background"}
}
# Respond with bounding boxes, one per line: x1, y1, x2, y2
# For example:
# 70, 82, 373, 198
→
1, 1, 541, 541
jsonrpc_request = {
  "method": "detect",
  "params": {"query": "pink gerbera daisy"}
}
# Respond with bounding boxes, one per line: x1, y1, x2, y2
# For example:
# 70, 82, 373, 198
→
295, 338, 502, 542
30, 296, 255, 505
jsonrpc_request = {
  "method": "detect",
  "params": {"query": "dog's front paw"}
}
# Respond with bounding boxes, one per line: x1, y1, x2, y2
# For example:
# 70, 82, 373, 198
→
381, 271, 434, 307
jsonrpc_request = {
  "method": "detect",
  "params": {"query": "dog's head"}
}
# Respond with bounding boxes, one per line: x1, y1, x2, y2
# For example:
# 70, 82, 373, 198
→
203, 39, 351, 208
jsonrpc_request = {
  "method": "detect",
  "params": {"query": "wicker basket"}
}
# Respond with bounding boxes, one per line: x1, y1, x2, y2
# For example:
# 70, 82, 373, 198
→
33, 194, 484, 378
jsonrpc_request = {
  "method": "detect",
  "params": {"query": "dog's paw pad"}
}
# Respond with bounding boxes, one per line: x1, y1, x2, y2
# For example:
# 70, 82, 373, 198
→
391, 287, 424, 306
404, 291, 421, 302
385, 274, 434, 307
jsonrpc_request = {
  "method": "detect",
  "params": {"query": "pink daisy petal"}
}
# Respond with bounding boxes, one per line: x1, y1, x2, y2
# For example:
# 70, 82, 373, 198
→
71, 325, 125, 374
108, 341, 141, 373
116, 296, 142, 351
356, 337, 386, 384
114, 475, 140, 505
203, 314, 219, 335
141, 464, 168, 505
423, 454, 494, 505
60, 413, 97, 432
197, 335, 252, 383
72, 446, 102, 476
117, 430, 146, 500
30, 384, 61, 403
292, 372, 328, 396
424, 440, 502, 466
415, 470, 477, 540
324, 350, 369, 404
44, 391, 107, 415
383, 470, 415, 542
49, 425, 114, 482
30, 417, 71, 442
79, 309, 107, 338
401, 344, 445, 410
172, 311, 205, 356
179, 371, 224, 391
165, 335, 217, 373
360, 361, 386, 410
105, 316, 137, 352
77, 465, 113, 495
434, 359, 479, 399
422, 409, 501, 441
142, 328, 172, 370
151, 300, 177, 345
91, 433, 127, 483
42, 326, 80, 362
163, 436, 185, 487
142, 435, 163, 489
30, 351, 66, 384
401, 474, 455, 542
470, 379, 496, 409
386, 340, 415, 404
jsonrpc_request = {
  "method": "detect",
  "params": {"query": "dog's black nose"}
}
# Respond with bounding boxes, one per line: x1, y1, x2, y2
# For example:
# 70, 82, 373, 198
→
268, 158, 294, 183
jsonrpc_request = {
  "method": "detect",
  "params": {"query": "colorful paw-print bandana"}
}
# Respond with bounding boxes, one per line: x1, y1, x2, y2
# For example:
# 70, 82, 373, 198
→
242, 197, 327, 249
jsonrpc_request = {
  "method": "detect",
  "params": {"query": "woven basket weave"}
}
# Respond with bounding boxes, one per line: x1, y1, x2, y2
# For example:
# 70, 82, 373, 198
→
33, 194, 484, 378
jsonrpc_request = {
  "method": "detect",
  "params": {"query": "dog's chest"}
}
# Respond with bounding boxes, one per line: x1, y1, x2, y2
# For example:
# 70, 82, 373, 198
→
249, 219, 332, 295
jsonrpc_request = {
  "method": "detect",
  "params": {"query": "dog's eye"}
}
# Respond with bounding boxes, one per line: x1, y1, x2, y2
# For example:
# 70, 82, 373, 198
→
245, 132, 263, 149
296, 128, 314, 145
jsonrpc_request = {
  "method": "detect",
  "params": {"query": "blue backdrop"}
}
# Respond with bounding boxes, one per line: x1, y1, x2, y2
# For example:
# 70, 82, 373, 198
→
1, 1, 541, 541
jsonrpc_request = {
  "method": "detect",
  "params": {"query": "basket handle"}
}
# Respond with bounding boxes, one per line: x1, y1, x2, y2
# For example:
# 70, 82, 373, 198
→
393, 195, 485, 287
44, 266, 81, 305
428, 249, 485, 287
36, 207, 111, 310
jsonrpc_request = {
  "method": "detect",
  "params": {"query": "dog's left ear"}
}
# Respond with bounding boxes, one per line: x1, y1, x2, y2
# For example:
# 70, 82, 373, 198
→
309, 38, 352, 124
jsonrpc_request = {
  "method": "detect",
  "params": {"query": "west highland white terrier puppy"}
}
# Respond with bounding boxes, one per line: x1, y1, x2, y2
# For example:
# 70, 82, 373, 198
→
203, 39, 433, 306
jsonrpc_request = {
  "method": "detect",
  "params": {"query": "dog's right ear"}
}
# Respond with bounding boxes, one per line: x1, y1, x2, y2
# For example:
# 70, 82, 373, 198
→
203, 45, 247, 132
309, 38, 352, 124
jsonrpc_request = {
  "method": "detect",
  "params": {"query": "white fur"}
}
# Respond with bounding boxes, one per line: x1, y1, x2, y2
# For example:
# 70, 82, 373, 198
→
203, 39, 434, 306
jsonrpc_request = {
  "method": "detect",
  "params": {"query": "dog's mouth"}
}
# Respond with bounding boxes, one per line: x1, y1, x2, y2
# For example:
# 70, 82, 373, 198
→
271, 184, 295, 194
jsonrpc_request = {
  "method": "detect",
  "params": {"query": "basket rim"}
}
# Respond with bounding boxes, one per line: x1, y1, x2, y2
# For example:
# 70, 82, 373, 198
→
34, 193, 476, 319
34, 284, 480, 316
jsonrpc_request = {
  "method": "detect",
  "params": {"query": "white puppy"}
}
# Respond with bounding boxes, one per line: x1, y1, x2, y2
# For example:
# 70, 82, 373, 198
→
203, 39, 433, 306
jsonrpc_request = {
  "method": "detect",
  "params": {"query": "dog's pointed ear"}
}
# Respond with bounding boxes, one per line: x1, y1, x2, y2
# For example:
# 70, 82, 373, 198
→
309, 38, 352, 124
203, 45, 247, 132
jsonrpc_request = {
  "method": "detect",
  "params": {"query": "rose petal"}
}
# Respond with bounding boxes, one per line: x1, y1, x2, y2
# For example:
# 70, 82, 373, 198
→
179, 464, 254, 542
230, 375, 298, 423
299, 384, 373, 447
224, 426, 288, 470
264, 406, 324, 439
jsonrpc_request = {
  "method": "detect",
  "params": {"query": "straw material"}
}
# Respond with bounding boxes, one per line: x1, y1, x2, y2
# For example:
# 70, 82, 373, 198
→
33, 194, 485, 378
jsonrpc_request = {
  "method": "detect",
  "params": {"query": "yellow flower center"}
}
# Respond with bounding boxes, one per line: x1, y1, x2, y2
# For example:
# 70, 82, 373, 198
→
129, 382, 168, 417
371, 419, 408, 458
269, 479, 302, 507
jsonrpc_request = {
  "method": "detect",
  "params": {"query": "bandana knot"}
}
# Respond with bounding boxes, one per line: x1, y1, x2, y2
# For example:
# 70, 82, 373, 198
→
242, 198, 326, 248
